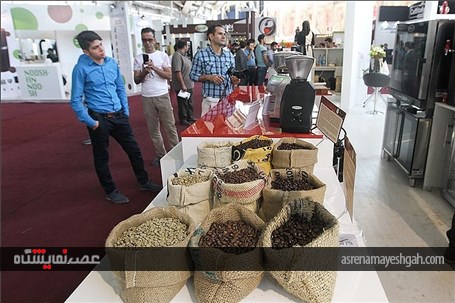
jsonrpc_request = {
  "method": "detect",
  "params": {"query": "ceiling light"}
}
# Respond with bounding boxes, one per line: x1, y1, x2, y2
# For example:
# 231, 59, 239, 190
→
137, 15, 150, 27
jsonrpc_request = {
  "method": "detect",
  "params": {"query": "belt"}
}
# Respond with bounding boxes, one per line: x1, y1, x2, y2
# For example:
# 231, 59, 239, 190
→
88, 109, 123, 118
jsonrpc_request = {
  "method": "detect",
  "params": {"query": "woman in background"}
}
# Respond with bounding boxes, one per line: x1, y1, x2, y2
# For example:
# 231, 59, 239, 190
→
297, 21, 315, 58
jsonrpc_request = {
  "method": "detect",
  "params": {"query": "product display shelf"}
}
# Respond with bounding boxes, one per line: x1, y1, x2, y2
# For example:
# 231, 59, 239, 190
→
66, 140, 388, 303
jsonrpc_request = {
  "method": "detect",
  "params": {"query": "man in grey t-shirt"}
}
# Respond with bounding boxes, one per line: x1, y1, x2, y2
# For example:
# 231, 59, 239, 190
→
171, 39, 196, 125
254, 34, 271, 86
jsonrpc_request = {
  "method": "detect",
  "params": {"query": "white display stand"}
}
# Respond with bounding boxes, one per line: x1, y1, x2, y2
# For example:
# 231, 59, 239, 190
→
15, 64, 66, 100
66, 137, 388, 303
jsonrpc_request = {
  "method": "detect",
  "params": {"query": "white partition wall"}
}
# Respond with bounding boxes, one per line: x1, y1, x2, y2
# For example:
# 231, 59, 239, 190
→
340, 1, 374, 112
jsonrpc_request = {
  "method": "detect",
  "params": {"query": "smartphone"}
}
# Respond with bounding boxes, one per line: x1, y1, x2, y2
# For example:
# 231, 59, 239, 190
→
142, 54, 149, 63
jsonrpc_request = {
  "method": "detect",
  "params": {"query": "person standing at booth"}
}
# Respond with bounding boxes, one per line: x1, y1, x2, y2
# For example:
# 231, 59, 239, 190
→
254, 34, 271, 86
190, 24, 240, 116
235, 40, 248, 86
245, 38, 257, 85
70, 30, 162, 204
133, 27, 180, 167
297, 21, 315, 57
171, 39, 196, 126
46, 48, 58, 62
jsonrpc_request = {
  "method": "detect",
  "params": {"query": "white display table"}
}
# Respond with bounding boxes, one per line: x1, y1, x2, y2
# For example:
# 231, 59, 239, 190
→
66, 139, 388, 303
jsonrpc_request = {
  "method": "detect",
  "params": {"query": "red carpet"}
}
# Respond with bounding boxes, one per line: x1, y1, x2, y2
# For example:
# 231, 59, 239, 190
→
1, 85, 203, 302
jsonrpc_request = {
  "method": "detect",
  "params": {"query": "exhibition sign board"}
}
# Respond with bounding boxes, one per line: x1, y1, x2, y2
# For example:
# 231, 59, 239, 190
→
15, 64, 65, 100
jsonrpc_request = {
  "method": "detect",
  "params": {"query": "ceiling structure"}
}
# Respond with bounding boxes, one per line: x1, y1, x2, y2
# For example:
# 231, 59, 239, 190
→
129, 1, 261, 20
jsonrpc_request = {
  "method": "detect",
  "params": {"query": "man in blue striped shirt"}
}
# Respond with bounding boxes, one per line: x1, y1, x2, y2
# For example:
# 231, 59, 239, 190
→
190, 24, 240, 116
70, 31, 162, 204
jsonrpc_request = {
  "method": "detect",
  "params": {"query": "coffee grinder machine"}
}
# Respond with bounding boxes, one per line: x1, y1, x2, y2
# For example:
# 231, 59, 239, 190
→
280, 55, 315, 133
266, 51, 301, 122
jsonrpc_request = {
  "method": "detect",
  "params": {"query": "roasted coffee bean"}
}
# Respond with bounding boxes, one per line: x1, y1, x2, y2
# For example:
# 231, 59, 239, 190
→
219, 168, 260, 184
271, 213, 326, 249
277, 143, 311, 150
271, 177, 315, 191
199, 220, 260, 254
236, 138, 271, 150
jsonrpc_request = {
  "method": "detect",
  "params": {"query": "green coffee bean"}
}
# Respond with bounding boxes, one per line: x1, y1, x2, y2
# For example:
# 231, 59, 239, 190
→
171, 174, 210, 186
113, 217, 188, 247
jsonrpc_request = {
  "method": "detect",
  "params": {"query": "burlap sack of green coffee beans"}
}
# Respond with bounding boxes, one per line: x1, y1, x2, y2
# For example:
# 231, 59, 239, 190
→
259, 168, 327, 222
197, 141, 233, 168
271, 137, 318, 173
260, 199, 339, 303
105, 207, 196, 303
212, 160, 266, 214
167, 167, 213, 225
231, 135, 274, 175
189, 203, 265, 303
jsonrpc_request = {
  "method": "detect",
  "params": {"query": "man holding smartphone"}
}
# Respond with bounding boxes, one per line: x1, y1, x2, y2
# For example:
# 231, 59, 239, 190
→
133, 27, 179, 167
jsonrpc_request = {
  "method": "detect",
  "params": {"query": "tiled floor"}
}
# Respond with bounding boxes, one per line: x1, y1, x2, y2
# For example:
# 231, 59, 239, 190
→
333, 93, 455, 302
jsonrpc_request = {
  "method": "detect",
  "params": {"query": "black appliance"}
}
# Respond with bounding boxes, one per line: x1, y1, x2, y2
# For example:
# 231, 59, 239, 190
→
382, 102, 432, 187
390, 19, 455, 114
266, 51, 301, 122
280, 55, 315, 133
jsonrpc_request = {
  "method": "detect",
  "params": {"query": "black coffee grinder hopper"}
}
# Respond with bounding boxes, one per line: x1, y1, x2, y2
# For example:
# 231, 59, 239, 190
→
280, 55, 315, 133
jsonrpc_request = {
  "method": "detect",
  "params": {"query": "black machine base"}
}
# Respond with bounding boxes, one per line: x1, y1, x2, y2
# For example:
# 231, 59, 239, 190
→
280, 80, 315, 133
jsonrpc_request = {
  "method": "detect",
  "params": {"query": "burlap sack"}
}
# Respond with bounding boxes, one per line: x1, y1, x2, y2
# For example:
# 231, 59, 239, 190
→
105, 207, 196, 303
232, 135, 274, 175
260, 198, 339, 303
189, 203, 265, 303
212, 160, 266, 214
167, 167, 213, 225
197, 141, 233, 168
271, 137, 318, 173
259, 168, 327, 222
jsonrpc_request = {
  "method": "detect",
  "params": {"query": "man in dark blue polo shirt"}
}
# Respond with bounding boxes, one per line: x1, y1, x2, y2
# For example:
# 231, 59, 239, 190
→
70, 30, 161, 204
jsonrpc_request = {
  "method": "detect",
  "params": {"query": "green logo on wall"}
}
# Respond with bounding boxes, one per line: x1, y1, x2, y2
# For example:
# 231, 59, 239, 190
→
11, 7, 38, 30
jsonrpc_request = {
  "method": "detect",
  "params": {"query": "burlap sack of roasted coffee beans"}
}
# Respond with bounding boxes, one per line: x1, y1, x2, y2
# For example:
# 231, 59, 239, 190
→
189, 203, 265, 303
197, 141, 233, 168
212, 159, 266, 214
260, 198, 339, 303
167, 167, 213, 225
259, 168, 327, 222
105, 207, 196, 303
231, 135, 274, 175
271, 137, 318, 173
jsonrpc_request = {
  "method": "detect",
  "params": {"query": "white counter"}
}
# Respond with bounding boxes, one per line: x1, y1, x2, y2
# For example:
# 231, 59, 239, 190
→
15, 63, 66, 100
66, 139, 388, 303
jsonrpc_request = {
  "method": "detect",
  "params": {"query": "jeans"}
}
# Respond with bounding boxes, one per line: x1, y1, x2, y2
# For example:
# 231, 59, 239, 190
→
256, 67, 268, 85
87, 112, 149, 194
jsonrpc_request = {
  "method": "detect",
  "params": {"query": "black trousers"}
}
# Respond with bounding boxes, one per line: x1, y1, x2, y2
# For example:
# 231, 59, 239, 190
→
175, 88, 194, 122
247, 66, 257, 85
87, 111, 149, 194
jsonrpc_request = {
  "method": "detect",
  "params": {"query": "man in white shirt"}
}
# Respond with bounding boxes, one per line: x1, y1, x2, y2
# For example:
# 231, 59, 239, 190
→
133, 27, 179, 167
